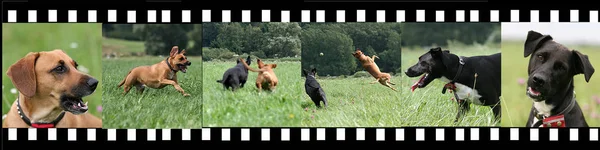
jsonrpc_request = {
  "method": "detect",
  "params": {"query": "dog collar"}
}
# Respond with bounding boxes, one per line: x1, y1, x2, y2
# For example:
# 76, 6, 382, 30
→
165, 57, 177, 72
442, 56, 465, 94
532, 93, 576, 128
16, 95, 66, 128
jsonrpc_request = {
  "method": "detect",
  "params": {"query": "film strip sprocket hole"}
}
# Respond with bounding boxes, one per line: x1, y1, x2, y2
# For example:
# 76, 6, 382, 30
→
4, 9, 600, 23
3, 128, 600, 142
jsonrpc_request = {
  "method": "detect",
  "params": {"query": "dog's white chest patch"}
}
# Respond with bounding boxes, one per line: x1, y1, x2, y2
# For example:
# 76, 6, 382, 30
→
440, 76, 483, 105
531, 101, 554, 127
168, 71, 175, 80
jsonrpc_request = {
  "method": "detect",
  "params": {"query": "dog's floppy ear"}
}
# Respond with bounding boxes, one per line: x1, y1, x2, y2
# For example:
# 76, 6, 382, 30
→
572, 50, 595, 82
440, 50, 456, 70
7, 52, 40, 97
524, 30, 553, 57
170, 46, 179, 58
246, 56, 252, 65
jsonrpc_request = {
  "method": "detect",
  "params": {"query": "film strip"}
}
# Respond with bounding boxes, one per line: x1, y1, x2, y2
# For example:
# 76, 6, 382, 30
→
2, 0, 600, 146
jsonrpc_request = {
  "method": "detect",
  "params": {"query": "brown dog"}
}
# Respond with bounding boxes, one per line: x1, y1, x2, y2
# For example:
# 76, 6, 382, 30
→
352, 48, 397, 91
239, 58, 279, 93
118, 46, 192, 96
3, 50, 102, 128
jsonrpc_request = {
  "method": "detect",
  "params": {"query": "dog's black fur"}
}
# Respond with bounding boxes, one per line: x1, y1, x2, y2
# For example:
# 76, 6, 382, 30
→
303, 68, 328, 108
405, 47, 501, 123
217, 56, 252, 91
523, 30, 594, 127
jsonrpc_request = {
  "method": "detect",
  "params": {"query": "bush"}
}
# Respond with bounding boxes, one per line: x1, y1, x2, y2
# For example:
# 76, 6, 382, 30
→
203, 47, 236, 61
352, 71, 371, 78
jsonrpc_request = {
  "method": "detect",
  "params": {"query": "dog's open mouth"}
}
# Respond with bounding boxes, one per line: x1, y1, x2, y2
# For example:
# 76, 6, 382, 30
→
527, 87, 544, 101
60, 95, 88, 115
177, 64, 188, 73
411, 73, 429, 92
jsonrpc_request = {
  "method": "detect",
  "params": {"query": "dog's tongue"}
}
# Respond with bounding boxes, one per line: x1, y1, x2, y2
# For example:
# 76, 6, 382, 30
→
528, 87, 541, 95
411, 74, 426, 92
180, 65, 188, 73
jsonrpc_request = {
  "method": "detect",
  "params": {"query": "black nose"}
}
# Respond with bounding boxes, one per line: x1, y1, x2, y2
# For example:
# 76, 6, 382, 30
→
186, 61, 191, 65
532, 74, 545, 86
87, 78, 98, 90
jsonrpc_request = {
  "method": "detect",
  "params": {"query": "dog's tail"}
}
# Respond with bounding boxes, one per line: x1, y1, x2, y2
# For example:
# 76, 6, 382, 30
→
239, 58, 264, 72
117, 70, 132, 88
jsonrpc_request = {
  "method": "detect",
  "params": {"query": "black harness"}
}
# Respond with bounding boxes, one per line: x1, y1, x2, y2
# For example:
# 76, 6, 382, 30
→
16, 95, 66, 128
442, 56, 465, 103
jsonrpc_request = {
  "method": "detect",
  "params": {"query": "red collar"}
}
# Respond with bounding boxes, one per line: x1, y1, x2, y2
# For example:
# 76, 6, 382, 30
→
541, 115, 566, 127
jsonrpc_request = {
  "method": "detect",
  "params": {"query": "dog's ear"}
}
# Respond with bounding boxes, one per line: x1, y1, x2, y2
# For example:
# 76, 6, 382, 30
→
524, 30, 553, 58
7, 52, 40, 97
246, 56, 251, 64
170, 46, 179, 58
180, 49, 186, 55
440, 51, 456, 70
572, 50, 595, 82
271, 64, 277, 69
430, 47, 442, 52
311, 68, 317, 74
302, 69, 308, 76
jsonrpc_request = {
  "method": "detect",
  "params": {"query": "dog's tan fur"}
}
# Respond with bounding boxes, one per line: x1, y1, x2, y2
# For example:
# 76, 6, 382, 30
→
239, 58, 279, 93
352, 49, 397, 91
118, 46, 191, 96
3, 50, 102, 128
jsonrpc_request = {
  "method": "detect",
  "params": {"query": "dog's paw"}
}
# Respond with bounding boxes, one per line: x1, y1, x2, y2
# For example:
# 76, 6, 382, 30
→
183, 93, 191, 97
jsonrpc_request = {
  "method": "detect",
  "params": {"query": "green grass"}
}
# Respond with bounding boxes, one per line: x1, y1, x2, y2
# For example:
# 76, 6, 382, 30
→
102, 37, 145, 53
101, 56, 203, 129
2, 23, 103, 124
203, 59, 304, 127
501, 40, 600, 127
398, 44, 501, 127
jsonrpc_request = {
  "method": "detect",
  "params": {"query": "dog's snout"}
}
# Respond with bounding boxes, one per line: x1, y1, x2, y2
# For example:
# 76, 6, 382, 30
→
532, 74, 546, 86
186, 61, 191, 65
87, 78, 98, 90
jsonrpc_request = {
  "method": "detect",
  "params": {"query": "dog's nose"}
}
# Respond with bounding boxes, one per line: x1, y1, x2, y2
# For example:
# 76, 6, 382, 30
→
187, 61, 191, 65
87, 78, 98, 90
532, 74, 545, 86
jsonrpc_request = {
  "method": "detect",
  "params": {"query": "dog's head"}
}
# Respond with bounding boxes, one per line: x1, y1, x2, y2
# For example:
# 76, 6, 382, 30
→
237, 55, 252, 66
523, 30, 595, 102
257, 59, 277, 70
169, 46, 192, 73
405, 47, 454, 90
352, 48, 364, 58
303, 68, 317, 78
6, 50, 98, 115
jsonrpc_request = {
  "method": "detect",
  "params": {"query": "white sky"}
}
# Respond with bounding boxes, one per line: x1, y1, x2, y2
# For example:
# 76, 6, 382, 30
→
501, 23, 600, 46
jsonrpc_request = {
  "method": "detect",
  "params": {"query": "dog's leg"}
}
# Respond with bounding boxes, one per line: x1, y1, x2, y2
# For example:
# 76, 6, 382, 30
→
454, 100, 470, 123
379, 79, 398, 91
370, 79, 379, 84
256, 82, 263, 93
159, 79, 190, 97
135, 84, 145, 94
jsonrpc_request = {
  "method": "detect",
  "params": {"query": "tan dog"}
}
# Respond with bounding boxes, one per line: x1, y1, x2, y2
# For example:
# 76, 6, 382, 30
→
3, 50, 102, 128
352, 49, 397, 91
118, 46, 192, 96
239, 58, 279, 93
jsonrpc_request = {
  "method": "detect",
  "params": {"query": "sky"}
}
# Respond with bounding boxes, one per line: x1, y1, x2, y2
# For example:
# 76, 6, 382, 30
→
501, 23, 600, 46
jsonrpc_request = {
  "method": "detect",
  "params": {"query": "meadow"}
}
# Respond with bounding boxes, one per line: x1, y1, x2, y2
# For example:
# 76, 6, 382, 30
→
501, 40, 600, 127
397, 43, 501, 127
203, 58, 304, 127
2, 23, 103, 123
101, 39, 203, 129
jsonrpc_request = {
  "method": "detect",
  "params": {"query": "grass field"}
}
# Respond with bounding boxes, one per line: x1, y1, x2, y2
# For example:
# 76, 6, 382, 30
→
203, 59, 304, 127
501, 40, 600, 127
101, 37, 203, 129
102, 37, 145, 53
2, 23, 103, 124
399, 44, 501, 127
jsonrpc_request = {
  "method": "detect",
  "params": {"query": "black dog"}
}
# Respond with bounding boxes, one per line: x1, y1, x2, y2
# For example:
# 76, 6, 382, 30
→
217, 56, 252, 91
303, 68, 328, 108
523, 30, 594, 127
405, 47, 501, 123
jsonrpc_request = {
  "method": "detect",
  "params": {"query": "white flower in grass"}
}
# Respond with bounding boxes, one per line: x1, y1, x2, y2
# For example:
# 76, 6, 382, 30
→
78, 65, 89, 74
10, 88, 17, 94
70, 42, 79, 49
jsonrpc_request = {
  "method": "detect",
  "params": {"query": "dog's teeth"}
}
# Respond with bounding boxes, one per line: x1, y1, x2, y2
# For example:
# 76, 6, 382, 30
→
78, 103, 81, 107
84, 102, 88, 106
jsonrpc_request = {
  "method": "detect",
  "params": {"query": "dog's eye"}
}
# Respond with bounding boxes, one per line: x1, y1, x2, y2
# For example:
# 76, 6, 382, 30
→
179, 58, 184, 61
54, 66, 66, 73
536, 54, 544, 61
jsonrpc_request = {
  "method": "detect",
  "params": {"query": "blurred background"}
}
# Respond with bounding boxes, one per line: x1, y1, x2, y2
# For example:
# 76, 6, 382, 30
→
501, 23, 600, 127
2, 23, 103, 122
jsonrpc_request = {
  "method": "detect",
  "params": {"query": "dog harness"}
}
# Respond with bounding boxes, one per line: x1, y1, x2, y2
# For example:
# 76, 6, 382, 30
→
16, 95, 66, 128
442, 56, 465, 103
532, 93, 576, 128
165, 57, 177, 72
